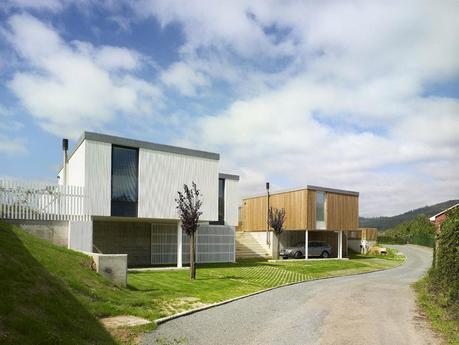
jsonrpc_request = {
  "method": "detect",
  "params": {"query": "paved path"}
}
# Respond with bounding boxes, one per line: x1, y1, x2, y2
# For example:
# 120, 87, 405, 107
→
142, 245, 442, 345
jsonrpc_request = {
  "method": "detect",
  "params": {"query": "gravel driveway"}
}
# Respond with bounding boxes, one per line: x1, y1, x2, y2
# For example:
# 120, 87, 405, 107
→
142, 245, 442, 345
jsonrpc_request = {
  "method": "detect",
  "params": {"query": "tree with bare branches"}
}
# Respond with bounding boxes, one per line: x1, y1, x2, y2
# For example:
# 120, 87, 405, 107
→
175, 182, 202, 279
269, 207, 286, 259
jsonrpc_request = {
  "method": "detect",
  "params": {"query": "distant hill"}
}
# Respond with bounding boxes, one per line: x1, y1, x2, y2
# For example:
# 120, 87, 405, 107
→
360, 199, 459, 231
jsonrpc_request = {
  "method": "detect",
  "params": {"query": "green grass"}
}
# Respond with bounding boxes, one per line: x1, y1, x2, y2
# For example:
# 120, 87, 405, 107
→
415, 277, 459, 345
0, 221, 404, 344
130, 253, 403, 315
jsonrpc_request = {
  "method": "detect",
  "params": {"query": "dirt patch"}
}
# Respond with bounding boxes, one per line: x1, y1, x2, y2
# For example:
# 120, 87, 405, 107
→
160, 297, 208, 316
100, 315, 151, 329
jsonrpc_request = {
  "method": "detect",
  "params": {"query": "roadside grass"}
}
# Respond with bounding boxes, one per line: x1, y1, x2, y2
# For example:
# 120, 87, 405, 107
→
0, 221, 404, 345
415, 277, 459, 345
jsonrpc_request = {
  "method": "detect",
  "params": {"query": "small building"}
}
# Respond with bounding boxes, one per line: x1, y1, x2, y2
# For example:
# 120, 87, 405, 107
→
430, 202, 459, 259
59, 132, 240, 267
1, 132, 239, 268
429, 203, 459, 233
237, 185, 359, 259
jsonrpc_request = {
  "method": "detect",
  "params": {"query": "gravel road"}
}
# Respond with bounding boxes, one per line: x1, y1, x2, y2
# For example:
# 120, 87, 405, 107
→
142, 245, 442, 345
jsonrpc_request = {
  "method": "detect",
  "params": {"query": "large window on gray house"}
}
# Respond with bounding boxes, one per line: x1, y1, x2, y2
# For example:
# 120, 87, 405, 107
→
316, 191, 326, 229
111, 145, 138, 217
211, 178, 225, 225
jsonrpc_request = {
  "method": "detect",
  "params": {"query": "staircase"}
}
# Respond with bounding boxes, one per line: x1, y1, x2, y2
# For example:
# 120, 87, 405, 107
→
236, 232, 272, 259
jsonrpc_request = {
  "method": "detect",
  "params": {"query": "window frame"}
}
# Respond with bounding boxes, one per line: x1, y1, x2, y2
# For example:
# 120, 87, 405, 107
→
110, 144, 139, 217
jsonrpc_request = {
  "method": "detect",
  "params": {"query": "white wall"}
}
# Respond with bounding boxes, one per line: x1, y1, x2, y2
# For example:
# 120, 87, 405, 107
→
224, 178, 239, 226
67, 141, 86, 186
138, 148, 219, 221
85, 141, 111, 216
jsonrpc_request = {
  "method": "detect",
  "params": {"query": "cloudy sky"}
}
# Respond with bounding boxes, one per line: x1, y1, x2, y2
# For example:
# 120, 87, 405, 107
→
0, 0, 458, 216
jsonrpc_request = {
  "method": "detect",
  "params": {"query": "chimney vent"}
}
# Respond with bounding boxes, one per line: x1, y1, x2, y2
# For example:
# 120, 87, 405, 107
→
62, 139, 69, 151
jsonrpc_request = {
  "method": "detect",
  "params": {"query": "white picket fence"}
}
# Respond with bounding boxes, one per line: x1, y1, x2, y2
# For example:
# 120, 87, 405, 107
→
0, 180, 91, 221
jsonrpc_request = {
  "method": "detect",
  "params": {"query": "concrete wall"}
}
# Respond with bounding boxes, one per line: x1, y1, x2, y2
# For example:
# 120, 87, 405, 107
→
90, 252, 127, 287
93, 221, 151, 267
5, 220, 69, 246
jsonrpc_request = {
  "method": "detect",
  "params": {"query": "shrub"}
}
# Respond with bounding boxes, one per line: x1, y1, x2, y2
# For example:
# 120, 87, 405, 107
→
431, 208, 459, 317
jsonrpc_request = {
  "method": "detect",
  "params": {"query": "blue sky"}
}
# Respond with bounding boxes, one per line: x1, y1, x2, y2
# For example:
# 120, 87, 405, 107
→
0, 0, 458, 216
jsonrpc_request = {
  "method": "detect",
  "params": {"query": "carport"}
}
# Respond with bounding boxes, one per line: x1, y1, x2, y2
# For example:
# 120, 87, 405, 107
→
278, 230, 347, 259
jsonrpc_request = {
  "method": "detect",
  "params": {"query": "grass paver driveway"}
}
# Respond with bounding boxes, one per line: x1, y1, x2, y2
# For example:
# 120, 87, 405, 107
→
129, 250, 404, 318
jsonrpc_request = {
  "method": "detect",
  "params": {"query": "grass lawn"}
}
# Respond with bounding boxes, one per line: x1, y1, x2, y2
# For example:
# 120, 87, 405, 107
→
0, 221, 404, 345
414, 277, 459, 345
130, 249, 405, 317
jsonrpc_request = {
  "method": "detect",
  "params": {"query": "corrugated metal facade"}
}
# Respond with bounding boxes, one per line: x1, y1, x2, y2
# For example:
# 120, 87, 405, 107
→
138, 148, 219, 221
150, 223, 235, 265
151, 223, 178, 265
85, 140, 112, 216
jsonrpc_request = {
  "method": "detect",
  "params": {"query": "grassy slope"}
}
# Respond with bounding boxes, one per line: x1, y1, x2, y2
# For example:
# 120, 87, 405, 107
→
0, 221, 404, 344
415, 277, 459, 345
0, 221, 159, 345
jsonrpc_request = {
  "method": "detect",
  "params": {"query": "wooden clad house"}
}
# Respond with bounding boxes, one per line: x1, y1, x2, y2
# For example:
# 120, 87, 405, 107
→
237, 185, 359, 259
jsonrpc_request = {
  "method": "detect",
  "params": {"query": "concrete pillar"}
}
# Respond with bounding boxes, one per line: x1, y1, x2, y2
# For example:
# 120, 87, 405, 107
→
305, 230, 309, 260
177, 221, 182, 268
338, 231, 343, 259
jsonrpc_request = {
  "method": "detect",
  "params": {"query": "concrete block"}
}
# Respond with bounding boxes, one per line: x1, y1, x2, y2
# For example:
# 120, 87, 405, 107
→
90, 253, 127, 287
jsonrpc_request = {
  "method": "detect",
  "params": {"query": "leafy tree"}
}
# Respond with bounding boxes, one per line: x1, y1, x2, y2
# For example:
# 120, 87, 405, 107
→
432, 207, 459, 317
176, 182, 202, 280
382, 215, 435, 247
268, 207, 286, 259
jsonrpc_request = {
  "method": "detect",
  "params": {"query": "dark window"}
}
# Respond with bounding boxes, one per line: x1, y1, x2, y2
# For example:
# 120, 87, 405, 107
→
111, 145, 138, 217
211, 178, 225, 225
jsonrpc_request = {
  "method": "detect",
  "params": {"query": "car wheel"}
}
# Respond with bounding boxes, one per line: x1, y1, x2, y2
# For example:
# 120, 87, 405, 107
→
321, 251, 330, 258
294, 251, 303, 259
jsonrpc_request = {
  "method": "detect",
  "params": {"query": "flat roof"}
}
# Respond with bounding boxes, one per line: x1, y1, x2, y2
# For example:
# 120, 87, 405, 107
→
243, 185, 359, 199
219, 173, 240, 181
66, 131, 220, 163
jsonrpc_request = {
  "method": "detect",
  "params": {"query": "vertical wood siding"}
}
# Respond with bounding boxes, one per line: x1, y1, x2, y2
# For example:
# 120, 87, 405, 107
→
239, 189, 309, 231
224, 179, 239, 226
138, 149, 218, 220
240, 188, 359, 231
85, 141, 111, 216
325, 192, 359, 230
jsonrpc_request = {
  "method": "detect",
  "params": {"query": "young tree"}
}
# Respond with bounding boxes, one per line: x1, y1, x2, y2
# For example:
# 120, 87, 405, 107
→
175, 182, 202, 280
269, 207, 286, 259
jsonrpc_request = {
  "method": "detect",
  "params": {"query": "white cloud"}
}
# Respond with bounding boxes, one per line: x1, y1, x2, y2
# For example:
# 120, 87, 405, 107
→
161, 62, 209, 96
139, 0, 459, 216
2, 0, 64, 12
3, 2, 458, 216
0, 133, 26, 155
4, 14, 162, 139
